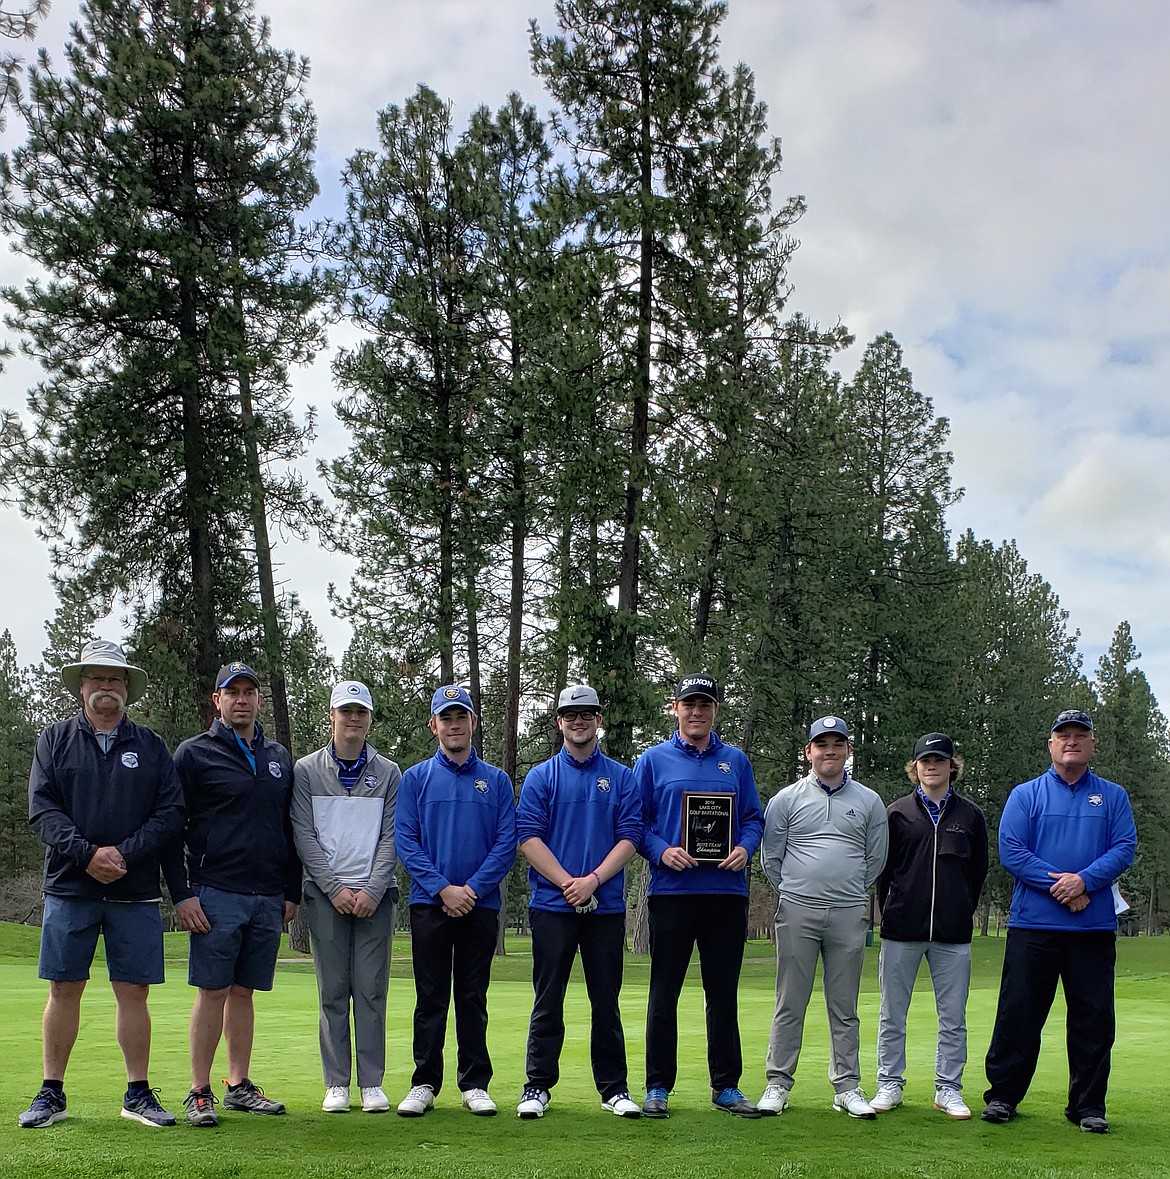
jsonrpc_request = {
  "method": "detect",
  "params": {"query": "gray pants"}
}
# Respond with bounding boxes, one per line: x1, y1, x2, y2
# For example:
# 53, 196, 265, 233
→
765, 899, 869, 1093
304, 879, 395, 1088
877, 937, 971, 1090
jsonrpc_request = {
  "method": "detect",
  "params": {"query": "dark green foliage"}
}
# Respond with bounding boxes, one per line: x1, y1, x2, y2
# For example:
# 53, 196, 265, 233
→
0, 0, 321, 709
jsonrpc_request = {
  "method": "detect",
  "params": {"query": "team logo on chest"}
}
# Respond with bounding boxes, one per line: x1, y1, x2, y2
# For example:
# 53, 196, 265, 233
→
718, 760, 731, 774
365, 774, 378, 790
474, 778, 489, 793
597, 776, 611, 793
1089, 793, 1103, 807
121, 751, 139, 769
268, 761, 282, 779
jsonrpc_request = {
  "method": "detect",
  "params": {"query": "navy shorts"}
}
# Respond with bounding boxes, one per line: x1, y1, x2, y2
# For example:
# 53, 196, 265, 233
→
188, 884, 284, 992
38, 895, 164, 985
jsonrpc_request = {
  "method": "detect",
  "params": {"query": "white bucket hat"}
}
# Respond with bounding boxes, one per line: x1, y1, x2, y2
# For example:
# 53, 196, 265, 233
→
60, 639, 148, 705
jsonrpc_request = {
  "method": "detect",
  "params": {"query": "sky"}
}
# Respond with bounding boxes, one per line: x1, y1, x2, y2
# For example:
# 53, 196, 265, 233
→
2, 0, 1168, 708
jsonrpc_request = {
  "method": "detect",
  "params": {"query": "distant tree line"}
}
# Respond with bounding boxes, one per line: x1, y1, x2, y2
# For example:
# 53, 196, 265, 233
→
1, 0, 1166, 935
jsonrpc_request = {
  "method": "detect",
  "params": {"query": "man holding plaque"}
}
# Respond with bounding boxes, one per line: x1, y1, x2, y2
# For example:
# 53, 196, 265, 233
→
636, 672, 765, 1119
758, 716, 888, 1119
515, 685, 643, 1120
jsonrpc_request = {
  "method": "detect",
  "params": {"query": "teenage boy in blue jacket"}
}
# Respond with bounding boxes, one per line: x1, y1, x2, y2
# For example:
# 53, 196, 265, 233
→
635, 672, 765, 1119
981, 710, 1136, 1133
394, 686, 516, 1119
515, 685, 642, 1120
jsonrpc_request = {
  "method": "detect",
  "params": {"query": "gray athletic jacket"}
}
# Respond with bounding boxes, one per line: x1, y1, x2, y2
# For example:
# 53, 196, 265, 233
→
291, 743, 400, 903
761, 772, 888, 908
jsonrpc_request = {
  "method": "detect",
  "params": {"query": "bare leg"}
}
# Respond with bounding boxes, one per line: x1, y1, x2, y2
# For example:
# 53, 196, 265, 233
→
43, 980, 87, 1080
224, 985, 255, 1084
111, 981, 151, 1081
190, 987, 230, 1090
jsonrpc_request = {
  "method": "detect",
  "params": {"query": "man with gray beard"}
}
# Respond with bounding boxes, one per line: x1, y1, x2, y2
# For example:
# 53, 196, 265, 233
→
20, 640, 186, 1129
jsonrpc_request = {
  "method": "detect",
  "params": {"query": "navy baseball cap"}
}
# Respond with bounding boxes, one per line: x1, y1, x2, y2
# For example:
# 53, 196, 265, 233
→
216, 661, 261, 690
913, 732, 955, 760
675, 672, 719, 702
1051, 709, 1093, 732
431, 685, 475, 715
808, 715, 850, 742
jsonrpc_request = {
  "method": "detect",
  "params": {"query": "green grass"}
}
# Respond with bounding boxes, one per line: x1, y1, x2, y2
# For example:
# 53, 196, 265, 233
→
1, 922, 1168, 1177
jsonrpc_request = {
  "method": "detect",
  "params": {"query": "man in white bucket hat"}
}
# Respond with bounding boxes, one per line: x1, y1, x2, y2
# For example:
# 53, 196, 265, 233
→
21, 639, 185, 1130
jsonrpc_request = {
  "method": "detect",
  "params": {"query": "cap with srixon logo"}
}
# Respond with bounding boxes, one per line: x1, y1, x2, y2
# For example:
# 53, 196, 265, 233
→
674, 673, 719, 703
913, 732, 955, 760
430, 684, 475, 715
557, 684, 600, 714
808, 715, 850, 742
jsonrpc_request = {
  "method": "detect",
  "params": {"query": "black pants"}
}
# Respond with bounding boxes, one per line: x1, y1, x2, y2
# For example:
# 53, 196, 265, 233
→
645, 893, 748, 1093
408, 903, 498, 1095
984, 927, 1117, 1119
524, 908, 628, 1100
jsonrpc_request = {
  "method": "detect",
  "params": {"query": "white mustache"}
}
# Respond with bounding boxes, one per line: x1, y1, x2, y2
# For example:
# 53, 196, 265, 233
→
86, 688, 125, 709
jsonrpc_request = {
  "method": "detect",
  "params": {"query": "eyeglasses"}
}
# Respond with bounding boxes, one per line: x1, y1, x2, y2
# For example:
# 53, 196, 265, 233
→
560, 710, 600, 721
81, 672, 128, 685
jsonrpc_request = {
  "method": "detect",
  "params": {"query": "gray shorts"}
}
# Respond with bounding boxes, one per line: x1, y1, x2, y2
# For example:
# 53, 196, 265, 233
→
38, 894, 164, 985
187, 884, 283, 991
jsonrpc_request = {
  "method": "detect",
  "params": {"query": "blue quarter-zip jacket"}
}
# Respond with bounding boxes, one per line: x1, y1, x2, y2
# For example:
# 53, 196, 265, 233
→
516, 745, 642, 914
999, 766, 1136, 931
29, 712, 186, 901
635, 731, 764, 897
395, 747, 516, 910
172, 718, 300, 902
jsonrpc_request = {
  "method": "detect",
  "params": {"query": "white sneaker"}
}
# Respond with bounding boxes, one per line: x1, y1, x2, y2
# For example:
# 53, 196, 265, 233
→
360, 1086, 389, 1113
517, 1086, 550, 1119
758, 1085, 790, 1115
871, 1083, 903, 1113
934, 1086, 971, 1119
461, 1088, 497, 1116
601, 1092, 642, 1118
322, 1085, 350, 1113
833, 1088, 876, 1119
396, 1084, 435, 1117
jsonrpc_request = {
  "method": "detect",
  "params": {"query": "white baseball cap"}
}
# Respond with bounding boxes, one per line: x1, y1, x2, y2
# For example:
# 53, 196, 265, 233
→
330, 680, 374, 711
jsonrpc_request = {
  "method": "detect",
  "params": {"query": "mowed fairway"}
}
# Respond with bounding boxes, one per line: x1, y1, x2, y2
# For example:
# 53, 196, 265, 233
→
0, 923, 1168, 1178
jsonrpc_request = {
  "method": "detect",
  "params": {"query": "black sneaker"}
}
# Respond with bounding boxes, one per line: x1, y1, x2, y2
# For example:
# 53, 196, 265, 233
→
223, 1078, 286, 1115
122, 1087, 176, 1127
184, 1087, 220, 1128
981, 1099, 1017, 1124
19, 1086, 67, 1129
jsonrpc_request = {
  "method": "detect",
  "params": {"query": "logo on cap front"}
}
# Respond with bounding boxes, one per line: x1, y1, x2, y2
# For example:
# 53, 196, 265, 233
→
444, 688, 460, 699
822, 718, 838, 728
230, 662, 246, 673
348, 684, 361, 695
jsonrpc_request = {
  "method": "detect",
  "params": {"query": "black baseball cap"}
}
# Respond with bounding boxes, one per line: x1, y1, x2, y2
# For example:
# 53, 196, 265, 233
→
675, 672, 719, 702
913, 732, 955, 760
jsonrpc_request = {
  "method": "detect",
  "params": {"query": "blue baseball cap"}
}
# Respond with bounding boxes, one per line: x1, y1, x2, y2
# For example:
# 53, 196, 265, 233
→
808, 715, 850, 742
1051, 709, 1093, 732
431, 685, 475, 715
217, 661, 261, 690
